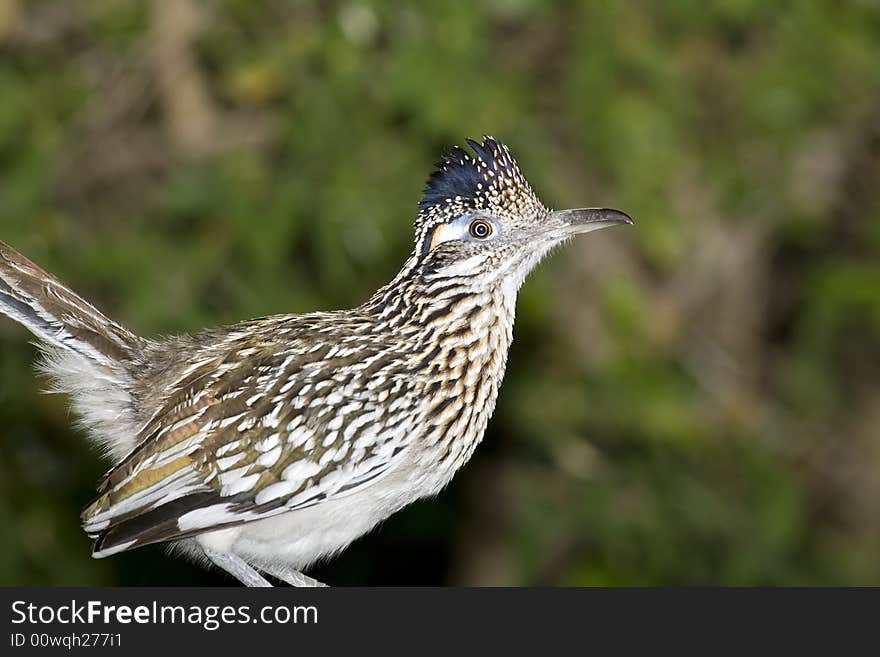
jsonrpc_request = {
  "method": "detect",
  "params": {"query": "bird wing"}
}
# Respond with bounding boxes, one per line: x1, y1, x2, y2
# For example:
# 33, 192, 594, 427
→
83, 329, 414, 556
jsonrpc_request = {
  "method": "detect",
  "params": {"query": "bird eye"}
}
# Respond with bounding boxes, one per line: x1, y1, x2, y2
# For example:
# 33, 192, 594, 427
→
469, 219, 493, 239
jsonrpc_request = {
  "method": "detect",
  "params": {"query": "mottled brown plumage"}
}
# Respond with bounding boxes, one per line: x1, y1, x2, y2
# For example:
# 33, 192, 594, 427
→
0, 137, 631, 586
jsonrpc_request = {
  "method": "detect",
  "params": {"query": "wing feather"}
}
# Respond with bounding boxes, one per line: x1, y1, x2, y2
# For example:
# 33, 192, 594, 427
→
83, 332, 411, 555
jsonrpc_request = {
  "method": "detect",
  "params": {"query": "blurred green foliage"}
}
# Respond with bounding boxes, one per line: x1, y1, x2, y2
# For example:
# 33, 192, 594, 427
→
0, 0, 879, 585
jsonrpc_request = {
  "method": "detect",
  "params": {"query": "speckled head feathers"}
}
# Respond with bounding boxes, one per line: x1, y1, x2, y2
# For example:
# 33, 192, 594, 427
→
418, 136, 547, 225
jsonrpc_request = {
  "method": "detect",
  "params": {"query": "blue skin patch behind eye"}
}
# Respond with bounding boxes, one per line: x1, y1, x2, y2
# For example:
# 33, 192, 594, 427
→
420, 215, 499, 257
421, 230, 434, 256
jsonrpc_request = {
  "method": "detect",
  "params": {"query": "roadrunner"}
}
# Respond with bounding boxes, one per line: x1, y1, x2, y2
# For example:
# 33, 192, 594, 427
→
0, 137, 631, 586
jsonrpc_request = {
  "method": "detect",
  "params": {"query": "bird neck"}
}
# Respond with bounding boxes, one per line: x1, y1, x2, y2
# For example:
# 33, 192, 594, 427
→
360, 256, 519, 482
364, 255, 518, 336
361, 261, 516, 460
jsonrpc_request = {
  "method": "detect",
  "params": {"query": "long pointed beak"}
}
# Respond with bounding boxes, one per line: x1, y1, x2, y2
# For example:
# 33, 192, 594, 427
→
549, 207, 634, 234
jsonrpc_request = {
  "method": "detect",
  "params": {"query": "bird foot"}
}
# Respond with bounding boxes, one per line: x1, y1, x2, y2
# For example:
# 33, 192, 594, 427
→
259, 562, 328, 587
204, 548, 327, 587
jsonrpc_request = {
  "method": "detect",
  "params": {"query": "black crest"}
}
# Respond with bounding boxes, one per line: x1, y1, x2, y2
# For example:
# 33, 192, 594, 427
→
418, 136, 543, 219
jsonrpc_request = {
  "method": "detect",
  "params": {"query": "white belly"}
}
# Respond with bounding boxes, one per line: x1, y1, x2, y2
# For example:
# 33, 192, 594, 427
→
193, 447, 456, 571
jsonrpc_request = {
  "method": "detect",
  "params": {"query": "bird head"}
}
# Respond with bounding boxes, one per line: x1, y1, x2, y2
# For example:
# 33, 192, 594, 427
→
412, 136, 632, 294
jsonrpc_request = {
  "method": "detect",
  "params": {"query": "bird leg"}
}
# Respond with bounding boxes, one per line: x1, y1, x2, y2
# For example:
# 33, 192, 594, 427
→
204, 548, 273, 587
257, 561, 328, 587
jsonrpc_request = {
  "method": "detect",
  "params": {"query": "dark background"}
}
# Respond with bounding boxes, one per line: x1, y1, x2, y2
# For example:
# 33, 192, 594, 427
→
0, 0, 878, 585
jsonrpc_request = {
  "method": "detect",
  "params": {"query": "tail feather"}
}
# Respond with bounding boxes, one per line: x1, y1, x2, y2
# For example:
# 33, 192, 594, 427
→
0, 240, 145, 459
0, 240, 142, 366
